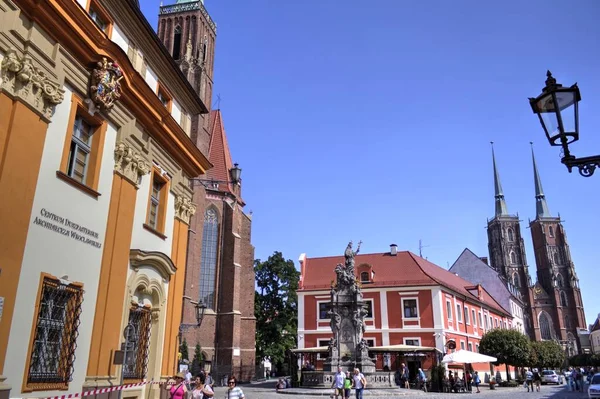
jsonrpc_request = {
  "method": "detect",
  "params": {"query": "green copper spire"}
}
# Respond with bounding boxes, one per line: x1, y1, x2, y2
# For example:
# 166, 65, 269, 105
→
491, 142, 509, 217
531, 143, 551, 219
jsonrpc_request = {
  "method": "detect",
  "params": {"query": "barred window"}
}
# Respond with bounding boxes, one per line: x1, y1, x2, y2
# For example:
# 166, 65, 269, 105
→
200, 208, 219, 309
27, 277, 83, 387
123, 307, 152, 380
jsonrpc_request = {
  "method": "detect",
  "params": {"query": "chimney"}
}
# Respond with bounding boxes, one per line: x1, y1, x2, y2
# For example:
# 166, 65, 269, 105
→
480, 257, 489, 265
390, 244, 398, 256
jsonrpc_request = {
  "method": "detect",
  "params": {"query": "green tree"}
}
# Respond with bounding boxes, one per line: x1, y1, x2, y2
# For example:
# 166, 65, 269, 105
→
529, 341, 565, 369
191, 343, 203, 376
479, 329, 530, 380
254, 251, 300, 371
179, 338, 190, 361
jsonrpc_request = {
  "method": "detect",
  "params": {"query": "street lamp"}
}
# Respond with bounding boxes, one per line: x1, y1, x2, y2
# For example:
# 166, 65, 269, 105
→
529, 71, 600, 177
190, 163, 242, 188
191, 300, 207, 327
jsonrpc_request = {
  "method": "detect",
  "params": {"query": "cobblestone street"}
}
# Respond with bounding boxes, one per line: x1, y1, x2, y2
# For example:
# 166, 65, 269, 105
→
211, 382, 591, 399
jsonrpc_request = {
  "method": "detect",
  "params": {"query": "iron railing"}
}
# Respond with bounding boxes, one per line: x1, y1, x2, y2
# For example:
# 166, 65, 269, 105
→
27, 278, 83, 384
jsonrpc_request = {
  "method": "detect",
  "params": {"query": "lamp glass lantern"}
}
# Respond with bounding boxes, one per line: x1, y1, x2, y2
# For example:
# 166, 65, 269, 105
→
194, 301, 207, 326
529, 71, 581, 147
230, 163, 242, 184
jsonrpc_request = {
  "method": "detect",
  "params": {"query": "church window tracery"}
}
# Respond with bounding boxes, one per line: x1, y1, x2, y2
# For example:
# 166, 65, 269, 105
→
560, 291, 568, 307
173, 25, 182, 60
511, 272, 520, 288
553, 252, 560, 265
509, 251, 517, 264
507, 228, 514, 242
556, 274, 564, 288
539, 311, 553, 340
200, 208, 219, 309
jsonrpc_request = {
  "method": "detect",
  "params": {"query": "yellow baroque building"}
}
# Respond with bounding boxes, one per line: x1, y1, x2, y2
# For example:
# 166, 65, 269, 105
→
0, 0, 212, 398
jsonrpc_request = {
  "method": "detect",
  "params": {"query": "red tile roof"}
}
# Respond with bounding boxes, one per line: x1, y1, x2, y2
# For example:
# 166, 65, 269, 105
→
206, 110, 244, 204
300, 251, 510, 316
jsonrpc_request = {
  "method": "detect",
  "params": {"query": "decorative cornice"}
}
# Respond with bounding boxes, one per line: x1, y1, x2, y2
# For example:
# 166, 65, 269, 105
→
174, 195, 196, 224
114, 141, 150, 185
0, 48, 65, 121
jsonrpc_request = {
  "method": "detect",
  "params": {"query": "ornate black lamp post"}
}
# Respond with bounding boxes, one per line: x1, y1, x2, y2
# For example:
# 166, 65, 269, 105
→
529, 71, 600, 177
192, 299, 207, 326
191, 163, 242, 188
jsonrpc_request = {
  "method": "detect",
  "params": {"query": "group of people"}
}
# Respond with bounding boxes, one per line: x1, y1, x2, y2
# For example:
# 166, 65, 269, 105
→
566, 366, 597, 392
331, 367, 368, 399
165, 371, 245, 399
394, 363, 428, 391
444, 369, 481, 393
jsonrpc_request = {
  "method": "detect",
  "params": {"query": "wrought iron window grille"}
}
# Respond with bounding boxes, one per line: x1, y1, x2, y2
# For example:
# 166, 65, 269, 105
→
27, 278, 83, 385
122, 306, 152, 380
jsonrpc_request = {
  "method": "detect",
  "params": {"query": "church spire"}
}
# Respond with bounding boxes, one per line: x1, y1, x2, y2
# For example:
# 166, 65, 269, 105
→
491, 142, 509, 217
531, 143, 551, 219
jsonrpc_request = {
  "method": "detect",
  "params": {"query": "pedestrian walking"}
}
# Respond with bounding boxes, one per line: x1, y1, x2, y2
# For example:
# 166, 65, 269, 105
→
352, 368, 367, 399
330, 366, 346, 399
343, 375, 351, 399
525, 369, 533, 392
192, 374, 214, 399
533, 368, 541, 392
225, 376, 244, 399
473, 371, 481, 393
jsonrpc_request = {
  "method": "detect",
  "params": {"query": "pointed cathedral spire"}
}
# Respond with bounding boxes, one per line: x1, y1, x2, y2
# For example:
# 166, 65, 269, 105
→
491, 142, 509, 217
531, 142, 551, 219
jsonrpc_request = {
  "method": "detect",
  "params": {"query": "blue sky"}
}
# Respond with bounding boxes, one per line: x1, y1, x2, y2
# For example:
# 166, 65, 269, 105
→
142, 1, 600, 325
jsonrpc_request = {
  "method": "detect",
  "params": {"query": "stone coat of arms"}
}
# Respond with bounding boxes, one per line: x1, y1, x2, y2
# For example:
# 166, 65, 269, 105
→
90, 57, 123, 110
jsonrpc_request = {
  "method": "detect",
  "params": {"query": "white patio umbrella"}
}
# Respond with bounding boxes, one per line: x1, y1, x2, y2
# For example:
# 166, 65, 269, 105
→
442, 349, 497, 364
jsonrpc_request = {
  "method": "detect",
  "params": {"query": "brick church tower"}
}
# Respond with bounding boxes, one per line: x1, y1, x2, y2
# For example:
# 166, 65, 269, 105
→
527, 148, 586, 355
486, 145, 532, 304
158, 0, 256, 381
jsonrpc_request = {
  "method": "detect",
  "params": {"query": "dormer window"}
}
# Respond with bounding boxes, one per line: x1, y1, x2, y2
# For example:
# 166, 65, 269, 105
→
360, 272, 369, 283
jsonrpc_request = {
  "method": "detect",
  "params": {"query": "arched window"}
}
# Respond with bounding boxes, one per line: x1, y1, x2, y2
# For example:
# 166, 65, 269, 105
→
360, 271, 369, 283
553, 252, 560, 265
548, 226, 554, 237
507, 228, 514, 242
200, 208, 219, 309
172, 25, 182, 60
556, 274, 564, 288
509, 251, 517, 264
512, 272, 520, 288
564, 314, 571, 329
539, 312, 553, 340
560, 291, 568, 307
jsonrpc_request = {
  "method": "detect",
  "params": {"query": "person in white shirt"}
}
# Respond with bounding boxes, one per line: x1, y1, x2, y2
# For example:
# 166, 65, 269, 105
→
331, 366, 346, 399
352, 368, 366, 399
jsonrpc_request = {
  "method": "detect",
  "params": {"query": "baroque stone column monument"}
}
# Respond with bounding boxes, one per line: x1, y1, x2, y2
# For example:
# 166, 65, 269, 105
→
324, 241, 375, 373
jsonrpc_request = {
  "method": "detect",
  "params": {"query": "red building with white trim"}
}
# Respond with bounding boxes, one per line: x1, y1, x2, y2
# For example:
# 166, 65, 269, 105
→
298, 244, 515, 377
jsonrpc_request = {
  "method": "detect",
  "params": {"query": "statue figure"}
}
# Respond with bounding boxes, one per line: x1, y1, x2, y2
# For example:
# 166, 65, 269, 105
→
328, 337, 337, 351
358, 338, 369, 352
344, 240, 362, 272
329, 309, 341, 338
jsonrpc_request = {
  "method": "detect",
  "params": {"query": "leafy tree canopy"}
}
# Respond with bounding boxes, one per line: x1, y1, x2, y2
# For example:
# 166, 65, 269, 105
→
529, 341, 565, 369
479, 329, 530, 367
254, 251, 300, 367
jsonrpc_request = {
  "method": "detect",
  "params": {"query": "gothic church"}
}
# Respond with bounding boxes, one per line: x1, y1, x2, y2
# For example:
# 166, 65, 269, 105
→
157, 0, 256, 381
487, 146, 586, 355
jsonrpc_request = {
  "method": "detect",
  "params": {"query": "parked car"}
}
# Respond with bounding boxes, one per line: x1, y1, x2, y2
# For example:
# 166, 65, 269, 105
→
541, 370, 562, 385
588, 373, 600, 399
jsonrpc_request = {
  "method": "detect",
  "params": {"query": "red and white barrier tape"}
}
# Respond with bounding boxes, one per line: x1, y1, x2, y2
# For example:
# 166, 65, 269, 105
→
22, 380, 171, 399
